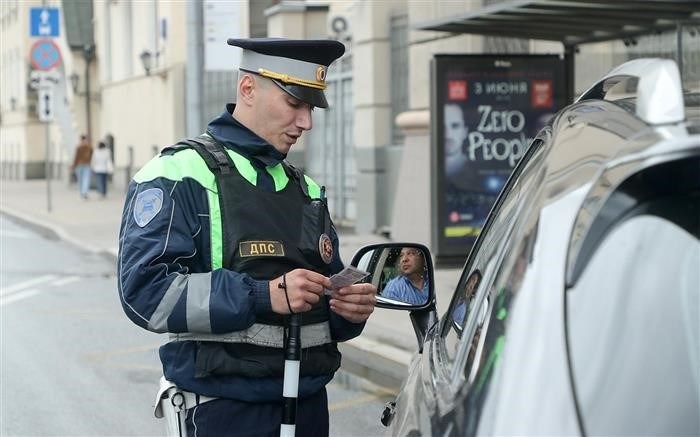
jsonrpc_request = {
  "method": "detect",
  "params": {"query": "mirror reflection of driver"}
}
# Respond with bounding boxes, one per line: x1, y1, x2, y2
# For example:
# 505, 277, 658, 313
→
381, 248, 430, 305
453, 270, 482, 328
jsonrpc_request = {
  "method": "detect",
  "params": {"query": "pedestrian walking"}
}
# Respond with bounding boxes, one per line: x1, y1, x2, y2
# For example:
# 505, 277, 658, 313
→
72, 134, 92, 199
117, 38, 376, 437
91, 141, 114, 198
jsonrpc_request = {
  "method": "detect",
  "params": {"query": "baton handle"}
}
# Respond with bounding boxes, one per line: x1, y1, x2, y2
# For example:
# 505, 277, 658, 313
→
285, 314, 302, 360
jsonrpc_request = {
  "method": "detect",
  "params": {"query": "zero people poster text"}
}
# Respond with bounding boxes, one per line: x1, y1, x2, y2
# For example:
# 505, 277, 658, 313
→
432, 55, 567, 262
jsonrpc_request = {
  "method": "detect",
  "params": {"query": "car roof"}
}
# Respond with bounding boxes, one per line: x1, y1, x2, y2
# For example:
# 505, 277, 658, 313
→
521, 59, 699, 285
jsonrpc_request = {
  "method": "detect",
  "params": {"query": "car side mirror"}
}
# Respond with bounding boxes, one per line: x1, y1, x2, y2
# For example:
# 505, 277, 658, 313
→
350, 243, 435, 309
351, 243, 437, 353
351, 243, 437, 352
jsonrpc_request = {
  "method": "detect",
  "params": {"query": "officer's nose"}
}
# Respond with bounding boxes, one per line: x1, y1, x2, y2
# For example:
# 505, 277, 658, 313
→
296, 106, 312, 131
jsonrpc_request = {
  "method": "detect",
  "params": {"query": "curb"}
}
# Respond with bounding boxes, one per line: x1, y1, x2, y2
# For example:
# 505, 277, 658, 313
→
338, 336, 411, 394
0, 205, 118, 264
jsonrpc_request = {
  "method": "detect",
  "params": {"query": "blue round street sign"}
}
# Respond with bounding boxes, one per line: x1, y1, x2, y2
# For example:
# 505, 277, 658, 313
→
30, 39, 61, 71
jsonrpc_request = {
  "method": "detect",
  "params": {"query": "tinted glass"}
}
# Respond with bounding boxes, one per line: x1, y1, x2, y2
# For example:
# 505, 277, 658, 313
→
567, 204, 699, 435
453, 139, 547, 435
439, 138, 545, 377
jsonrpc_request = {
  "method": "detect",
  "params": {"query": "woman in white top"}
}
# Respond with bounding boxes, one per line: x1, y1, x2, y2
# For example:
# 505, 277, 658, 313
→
91, 141, 114, 197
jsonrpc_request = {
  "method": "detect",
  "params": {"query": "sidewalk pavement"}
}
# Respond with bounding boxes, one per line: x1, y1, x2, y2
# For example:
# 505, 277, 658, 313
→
0, 179, 462, 392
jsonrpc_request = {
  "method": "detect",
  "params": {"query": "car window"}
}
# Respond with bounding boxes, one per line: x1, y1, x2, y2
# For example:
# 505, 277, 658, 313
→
439, 137, 545, 373
457, 142, 545, 383
446, 137, 547, 435
567, 196, 699, 436
439, 186, 518, 369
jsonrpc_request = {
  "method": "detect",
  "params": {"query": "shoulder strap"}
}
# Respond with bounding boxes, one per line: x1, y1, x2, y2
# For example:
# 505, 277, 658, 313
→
173, 134, 239, 269
158, 142, 191, 156
178, 134, 234, 175
282, 160, 309, 197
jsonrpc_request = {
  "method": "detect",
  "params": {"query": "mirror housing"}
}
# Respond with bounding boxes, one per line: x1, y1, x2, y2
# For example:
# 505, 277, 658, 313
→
350, 242, 438, 352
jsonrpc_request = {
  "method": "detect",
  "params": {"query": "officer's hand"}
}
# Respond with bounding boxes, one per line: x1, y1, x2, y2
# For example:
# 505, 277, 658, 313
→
329, 283, 376, 323
269, 269, 331, 315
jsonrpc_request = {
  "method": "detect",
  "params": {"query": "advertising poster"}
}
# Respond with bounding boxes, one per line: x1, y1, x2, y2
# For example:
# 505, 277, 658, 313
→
432, 55, 567, 262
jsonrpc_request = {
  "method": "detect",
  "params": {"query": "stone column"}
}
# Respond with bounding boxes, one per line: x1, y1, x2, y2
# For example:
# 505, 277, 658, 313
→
390, 109, 431, 246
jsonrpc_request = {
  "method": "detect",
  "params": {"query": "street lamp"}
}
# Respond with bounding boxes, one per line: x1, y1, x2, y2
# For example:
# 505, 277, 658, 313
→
69, 72, 79, 94
140, 50, 153, 76
140, 49, 167, 78
82, 44, 95, 143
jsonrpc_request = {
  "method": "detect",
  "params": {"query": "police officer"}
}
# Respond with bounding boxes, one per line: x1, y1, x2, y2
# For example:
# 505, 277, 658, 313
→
117, 38, 377, 436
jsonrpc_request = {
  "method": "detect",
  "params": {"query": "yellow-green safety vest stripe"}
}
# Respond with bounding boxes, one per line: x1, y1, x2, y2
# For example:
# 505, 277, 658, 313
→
132, 147, 322, 269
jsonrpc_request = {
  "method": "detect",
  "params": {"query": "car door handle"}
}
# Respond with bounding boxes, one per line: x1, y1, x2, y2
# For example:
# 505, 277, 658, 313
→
381, 400, 396, 427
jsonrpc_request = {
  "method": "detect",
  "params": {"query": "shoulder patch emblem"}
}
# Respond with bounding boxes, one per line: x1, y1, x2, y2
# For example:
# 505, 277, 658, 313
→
133, 188, 164, 228
318, 233, 333, 264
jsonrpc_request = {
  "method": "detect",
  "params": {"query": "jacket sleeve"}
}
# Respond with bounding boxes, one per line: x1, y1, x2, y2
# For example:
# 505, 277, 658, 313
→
117, 177, 271, 335
326, 225, 366, 342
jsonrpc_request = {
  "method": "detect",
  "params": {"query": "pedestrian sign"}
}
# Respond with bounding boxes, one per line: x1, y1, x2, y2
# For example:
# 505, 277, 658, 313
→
30, 7, 60, 38
30, 39, 62, 71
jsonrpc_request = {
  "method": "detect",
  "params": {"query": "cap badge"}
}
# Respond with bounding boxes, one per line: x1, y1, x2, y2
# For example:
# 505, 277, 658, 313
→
316, 66, 327, 82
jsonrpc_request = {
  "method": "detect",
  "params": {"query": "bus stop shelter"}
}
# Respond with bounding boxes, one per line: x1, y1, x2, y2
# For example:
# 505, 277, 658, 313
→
415, 0, 700, 102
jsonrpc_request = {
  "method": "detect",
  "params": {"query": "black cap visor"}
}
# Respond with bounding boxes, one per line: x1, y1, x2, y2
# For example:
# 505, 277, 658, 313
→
271, 79, 328, 109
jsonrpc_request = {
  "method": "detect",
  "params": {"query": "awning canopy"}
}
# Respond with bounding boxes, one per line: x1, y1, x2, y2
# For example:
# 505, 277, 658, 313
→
415, 0, 700, 47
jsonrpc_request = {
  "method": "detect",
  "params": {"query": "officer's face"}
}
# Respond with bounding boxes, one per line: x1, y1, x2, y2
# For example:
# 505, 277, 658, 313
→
254, 78, 313, 154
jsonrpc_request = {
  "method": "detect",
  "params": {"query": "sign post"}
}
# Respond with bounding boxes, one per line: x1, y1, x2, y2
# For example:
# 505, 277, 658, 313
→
29, 33, 61, 213
29, 71, 58, 213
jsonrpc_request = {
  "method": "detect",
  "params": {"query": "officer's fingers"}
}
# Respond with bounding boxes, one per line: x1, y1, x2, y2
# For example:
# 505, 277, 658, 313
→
334, 289, 375, 304
305, 289, 322, 305
286, 269, 329, 295
304, 279, 327, 296
269, 274, 314, 314
329, 299, 375, 323
288, 287, 323, 312
329, 295, 376, 313
302, 270, 332, 290
334, 284, 377, 299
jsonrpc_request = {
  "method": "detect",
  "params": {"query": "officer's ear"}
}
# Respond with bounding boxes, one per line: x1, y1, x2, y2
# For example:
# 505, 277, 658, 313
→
237, 73, 257, 107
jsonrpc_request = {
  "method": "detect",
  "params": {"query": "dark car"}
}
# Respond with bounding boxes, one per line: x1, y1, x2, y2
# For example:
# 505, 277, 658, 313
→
353, 58, 699, 436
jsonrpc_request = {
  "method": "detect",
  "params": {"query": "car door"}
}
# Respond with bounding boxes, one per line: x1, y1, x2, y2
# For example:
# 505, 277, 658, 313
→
425, 135, 548, 435
566, 155, 700, 436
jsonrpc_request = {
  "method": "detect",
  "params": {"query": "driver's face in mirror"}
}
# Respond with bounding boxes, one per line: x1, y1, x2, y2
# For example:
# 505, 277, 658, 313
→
380, 247, 429, 305
398, 247, 424, 276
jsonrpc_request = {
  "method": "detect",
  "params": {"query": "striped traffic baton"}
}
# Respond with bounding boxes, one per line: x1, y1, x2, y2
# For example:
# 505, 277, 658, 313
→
279, 273, 301, 437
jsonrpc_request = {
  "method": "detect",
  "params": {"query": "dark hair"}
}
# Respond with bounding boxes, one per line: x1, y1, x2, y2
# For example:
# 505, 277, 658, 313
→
98, 141, 106, 149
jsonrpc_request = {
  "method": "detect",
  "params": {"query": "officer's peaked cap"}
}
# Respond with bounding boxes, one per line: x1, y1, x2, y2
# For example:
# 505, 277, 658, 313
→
228, 38, 345, 109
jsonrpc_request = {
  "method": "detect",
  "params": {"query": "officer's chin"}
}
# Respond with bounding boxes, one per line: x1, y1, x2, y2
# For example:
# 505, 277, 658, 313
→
272, 142, 292, 155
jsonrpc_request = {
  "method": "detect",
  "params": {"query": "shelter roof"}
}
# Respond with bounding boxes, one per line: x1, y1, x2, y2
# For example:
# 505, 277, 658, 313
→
415, 1, 700, 46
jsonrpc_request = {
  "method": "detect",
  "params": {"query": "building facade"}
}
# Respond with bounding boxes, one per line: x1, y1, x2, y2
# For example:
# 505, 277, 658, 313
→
2, 0, 697, 251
